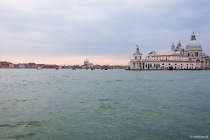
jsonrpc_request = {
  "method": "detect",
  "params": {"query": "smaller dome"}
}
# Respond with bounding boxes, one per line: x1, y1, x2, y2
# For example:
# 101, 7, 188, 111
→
175, 41, 184, 51
186, 32, 202, 50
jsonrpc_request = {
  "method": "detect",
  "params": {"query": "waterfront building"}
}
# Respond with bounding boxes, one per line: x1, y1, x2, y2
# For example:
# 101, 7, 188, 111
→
129, 32, 210, 70
9, 64, 15, 68
83, 59, 93, 69
25, 64, 30, 68
43, 64, 59, 69
18, 64, 26, 69
0, 61, 13, 68
28, 63, 37, 68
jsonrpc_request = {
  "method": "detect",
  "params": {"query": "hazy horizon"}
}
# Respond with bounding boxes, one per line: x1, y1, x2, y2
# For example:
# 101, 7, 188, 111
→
2, 55, 130, 65
1, 0, 210, 65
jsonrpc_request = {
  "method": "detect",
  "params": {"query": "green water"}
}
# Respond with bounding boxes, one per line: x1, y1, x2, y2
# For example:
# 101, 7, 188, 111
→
0, 69, 210, 140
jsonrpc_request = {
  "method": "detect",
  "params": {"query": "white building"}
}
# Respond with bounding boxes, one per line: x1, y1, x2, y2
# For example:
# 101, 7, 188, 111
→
129, 32, 210, 70
83, 59, 93, 69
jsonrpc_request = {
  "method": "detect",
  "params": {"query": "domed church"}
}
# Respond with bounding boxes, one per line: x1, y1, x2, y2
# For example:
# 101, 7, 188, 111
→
184, 32, 209, 68
129, 32, 210, 70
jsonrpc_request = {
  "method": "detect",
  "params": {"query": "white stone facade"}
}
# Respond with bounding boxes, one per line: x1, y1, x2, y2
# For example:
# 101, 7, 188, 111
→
129, 32, 210, 70
83, 59, 93, 69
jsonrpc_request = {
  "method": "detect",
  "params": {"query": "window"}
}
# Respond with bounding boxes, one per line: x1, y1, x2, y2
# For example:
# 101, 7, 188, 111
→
135, 56, 137, 59
196, 59, 200, 63
195, 52, 198, 56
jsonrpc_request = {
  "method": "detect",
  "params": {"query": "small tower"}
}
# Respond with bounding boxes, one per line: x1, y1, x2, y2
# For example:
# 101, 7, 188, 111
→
171, 42, 175, 54
133, 45, 142, 60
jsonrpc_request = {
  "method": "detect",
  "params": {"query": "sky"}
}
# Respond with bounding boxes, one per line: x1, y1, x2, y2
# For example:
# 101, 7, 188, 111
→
0, 0, 210, 65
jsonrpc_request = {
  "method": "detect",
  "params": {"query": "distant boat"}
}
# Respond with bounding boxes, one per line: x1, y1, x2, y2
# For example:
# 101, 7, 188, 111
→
104, 65, 109, 70
104, 64, 110, 70
37, 66, 43, 70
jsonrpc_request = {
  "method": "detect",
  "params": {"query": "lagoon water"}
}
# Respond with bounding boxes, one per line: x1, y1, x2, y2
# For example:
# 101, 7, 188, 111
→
0, 69, 210, 140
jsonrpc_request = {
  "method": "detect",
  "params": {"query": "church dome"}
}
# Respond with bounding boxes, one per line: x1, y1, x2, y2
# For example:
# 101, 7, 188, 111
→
186, 32, 202, 50
175, 41, 184, 51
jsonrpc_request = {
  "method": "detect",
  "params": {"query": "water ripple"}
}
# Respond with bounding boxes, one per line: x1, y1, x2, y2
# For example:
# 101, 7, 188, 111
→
0, 69, 210, 139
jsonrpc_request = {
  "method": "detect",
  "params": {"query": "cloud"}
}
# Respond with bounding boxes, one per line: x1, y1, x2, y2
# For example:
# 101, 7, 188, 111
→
0, 0, 210, 64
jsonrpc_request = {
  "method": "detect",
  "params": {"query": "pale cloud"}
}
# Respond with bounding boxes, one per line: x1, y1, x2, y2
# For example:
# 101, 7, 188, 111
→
0, 0, 210, 65
2, 54, 130, 65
